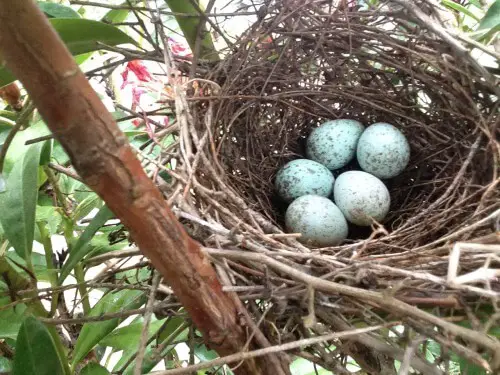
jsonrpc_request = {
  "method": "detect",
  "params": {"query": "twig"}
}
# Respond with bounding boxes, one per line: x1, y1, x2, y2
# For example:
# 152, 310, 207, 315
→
134, 272, 162, 375
316, 309, 442, 375
69, 1, 258, 17
83, 247, 141, 265
422, 208, 499, 249
204, 249, 500, 355
38, 302, 182, 325
392, 0, 500, 97
24, 133, 54, 145
151, 323, 395, 374
399, 336, 427, 375
48, 162, 83, 182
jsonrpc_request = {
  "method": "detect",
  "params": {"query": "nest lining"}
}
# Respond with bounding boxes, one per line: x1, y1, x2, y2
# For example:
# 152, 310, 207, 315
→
164, 0, 499, 372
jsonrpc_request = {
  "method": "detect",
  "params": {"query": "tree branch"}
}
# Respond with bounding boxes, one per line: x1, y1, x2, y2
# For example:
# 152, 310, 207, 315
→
0, 1, 289, 374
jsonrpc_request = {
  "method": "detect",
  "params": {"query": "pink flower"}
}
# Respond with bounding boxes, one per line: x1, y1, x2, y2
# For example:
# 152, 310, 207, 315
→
168, 37, 192, 57
131, 86, 147, 111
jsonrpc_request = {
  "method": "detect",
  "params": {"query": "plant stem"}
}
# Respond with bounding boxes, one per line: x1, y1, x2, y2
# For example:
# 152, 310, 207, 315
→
74, 264, 91, 315
43, 165, 70, 216
37, 222, 60, 316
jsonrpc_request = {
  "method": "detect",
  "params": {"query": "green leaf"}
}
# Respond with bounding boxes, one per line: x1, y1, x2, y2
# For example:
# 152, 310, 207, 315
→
164, 0, 219, 61
0, 297, 27, 340
71, 289, 146, 367
119, 317, 184, 375
57, 173, 81, 196
102, 9, 130, 24
12, 316, 66, 375
1, 121, 49, 177
0, 19, 137, 87
0, 109, 17, 121
37, 2, 81, 19
82, 233, 128, 260
290, 357, 331, 375
468, 0, 482, 8
122, 344, 167, 375
112, 349, 137, 373
0, 256, 31, 293
0, 356, 12, 373
102, 6, 130, 24
7, 250, 53, 283
101, 0, 143, 24
59, 205, 114, 283
458, 355, 487, 375
49, 19, 137, 56
441, 0, 480, 22
75, 52, 94, 66
73, 183, 96, 203
423, 340, 441, 362
478, 0, 500, 30
114, 265, 151, 284
80, 362, 110, 375
100, 318, 164, 350
73, 193, 103, 221
36, 205, 63, 236
0, 143, 44, 259
194, 343, 218, 362
40, 139, 53, 166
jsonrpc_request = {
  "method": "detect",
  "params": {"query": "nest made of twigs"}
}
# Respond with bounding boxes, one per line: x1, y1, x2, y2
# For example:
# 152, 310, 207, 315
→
163, 1, 499, 373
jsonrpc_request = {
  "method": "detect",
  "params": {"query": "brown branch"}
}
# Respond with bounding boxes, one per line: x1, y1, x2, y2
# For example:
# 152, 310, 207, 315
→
0, 2, 289, 374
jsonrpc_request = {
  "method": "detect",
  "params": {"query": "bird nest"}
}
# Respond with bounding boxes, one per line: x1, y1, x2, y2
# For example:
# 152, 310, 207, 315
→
164, 1, 500, 373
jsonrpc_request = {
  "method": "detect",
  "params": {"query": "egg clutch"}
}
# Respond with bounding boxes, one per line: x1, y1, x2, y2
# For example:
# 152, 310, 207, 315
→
275, 119, 410, 247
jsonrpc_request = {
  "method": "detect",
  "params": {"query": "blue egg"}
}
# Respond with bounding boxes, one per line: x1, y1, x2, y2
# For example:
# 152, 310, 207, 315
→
357, 122, 410, 179
285, 195, 348, 246
275, 159, 335, 203
334, 171, 390, 226
306, 119, 365, 170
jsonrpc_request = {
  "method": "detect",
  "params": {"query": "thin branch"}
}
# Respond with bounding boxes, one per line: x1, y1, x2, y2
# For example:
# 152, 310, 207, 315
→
151, 323, 396, 375
38, 302, 183, 325
135, 272, 162, 375
393, 0, 500, 97
47, 162, 83, 182
69, 1, 258, 17
204, 248, 500, 355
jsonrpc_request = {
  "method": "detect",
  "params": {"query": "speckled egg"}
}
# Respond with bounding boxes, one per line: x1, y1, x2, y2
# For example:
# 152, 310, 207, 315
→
285, 195, 348, 246
356, 122, 410, 179
275, 159, 335, 203
333, 171, 390, 226
306, 119, 365, 170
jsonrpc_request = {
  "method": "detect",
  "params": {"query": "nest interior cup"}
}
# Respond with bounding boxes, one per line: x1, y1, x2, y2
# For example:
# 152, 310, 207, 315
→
205, 1, 498, 252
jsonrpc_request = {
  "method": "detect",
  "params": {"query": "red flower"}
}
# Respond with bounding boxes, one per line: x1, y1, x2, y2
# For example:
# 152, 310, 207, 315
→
168, 37, 192, 57
121, 60, 155, 89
